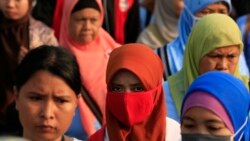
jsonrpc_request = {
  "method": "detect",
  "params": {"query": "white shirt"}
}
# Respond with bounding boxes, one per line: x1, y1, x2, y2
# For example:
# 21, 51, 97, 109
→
104, 117, 181, 141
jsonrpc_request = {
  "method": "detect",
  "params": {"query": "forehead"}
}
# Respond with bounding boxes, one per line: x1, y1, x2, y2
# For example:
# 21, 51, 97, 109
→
205, 2, 228, 10
111, 69, 141, 83
209, 45, 240, 53
19, 70, 75, 96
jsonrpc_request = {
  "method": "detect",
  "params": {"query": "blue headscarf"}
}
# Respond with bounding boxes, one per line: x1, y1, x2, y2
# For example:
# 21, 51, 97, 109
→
181, 71, 250, 140
166, 0, 232, 74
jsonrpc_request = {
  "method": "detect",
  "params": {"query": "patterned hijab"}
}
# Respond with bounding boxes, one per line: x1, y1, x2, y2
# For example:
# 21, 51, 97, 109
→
181, 71, 250, 140
106, 43, 166, 141
168, 14, 249, 115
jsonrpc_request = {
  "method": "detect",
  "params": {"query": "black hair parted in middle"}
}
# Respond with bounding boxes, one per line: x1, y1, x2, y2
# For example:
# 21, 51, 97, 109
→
15, 45, 82, 95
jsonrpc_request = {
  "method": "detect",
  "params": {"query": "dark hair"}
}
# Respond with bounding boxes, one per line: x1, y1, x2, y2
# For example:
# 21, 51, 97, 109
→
71, 0, 100, 14
15, 45, 82, 95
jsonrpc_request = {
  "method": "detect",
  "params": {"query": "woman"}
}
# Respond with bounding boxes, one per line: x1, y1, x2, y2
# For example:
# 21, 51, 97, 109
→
181, 71, 250, 140
137, 0, 184, 49
155, 0, 249, 80
237, 14, 250, 70
59, 0, 120, 138
15, 45, 82, 141
88, 43, 181, 141
0, 0, 58, 135
164, 14, 249, 122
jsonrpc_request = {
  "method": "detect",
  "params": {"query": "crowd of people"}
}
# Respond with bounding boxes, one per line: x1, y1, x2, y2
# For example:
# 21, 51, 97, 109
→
1, 0, 250, 141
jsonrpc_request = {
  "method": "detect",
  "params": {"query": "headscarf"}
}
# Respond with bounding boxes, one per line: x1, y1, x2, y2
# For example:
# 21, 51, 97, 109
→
106, 43, 166, 141
0, 0, 33, 100
59, 0, 120, 135
181, 71, 250, 140
166, 0, 231, 74
182, 91, 234, 133
136, 0, 181, 49
168, 13, 249, 116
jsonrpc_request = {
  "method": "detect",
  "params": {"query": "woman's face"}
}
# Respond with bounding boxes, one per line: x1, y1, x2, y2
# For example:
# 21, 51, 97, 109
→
195, 2, 229, 17
110, 70, 145, 93
0, 0, 29, 20
68, 8, 101, 44
199, 45, 240, 75
15, 70, 78, 141
181, 107, 232, 136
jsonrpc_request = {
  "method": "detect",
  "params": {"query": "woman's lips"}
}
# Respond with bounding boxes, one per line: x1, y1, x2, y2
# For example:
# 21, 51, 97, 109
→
37, 125, 55, 133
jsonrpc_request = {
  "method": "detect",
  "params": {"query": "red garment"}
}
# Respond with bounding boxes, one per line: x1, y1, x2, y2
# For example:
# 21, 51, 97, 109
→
59, 0, 120, 136
89, 44, 167, 141
88, 126, 106, 141
52, 0, 65, 40
114, 0, 134, 44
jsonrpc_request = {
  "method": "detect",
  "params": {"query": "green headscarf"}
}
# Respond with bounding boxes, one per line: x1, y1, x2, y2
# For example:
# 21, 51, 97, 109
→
168, 13, 249, 115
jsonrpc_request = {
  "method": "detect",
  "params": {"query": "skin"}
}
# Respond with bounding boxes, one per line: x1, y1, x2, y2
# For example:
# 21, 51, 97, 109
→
181, 107, 232, 137
110, 70, 145, 93
175, 0, 184, 17
199, 45, 240, 75
68, 8, 101, 45
15, 70, 78, 141
195, 2, 229, 17
0, 0, 29, 20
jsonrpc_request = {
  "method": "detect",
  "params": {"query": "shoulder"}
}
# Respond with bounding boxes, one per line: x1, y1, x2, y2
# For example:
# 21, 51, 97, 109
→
166, 117, 181, 141
29, 17, 58, 48
29, 17, 54, 33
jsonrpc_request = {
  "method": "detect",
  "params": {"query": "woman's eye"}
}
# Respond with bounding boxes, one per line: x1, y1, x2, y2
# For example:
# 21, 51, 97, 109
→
55, 98, 67, 104
208, 54, 221, 58
133, 86, 144, 92
227, 55, 236, 59
207, 125, 222, 131
183, 123, 195, 129
111, 86, 123, 92
29, 96, 41, 101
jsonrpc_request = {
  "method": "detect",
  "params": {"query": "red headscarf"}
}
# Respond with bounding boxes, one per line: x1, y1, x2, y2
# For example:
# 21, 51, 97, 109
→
114, 0, 134, 44
105, 43, 166, 141
59, 0, 120, 135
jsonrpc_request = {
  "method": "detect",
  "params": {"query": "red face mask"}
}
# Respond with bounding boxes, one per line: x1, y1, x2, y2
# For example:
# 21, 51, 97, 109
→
106, 85, 161, 126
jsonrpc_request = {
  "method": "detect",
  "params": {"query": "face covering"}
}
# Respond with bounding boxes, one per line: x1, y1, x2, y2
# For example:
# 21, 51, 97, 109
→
181, 133, 232, 141
106, 85, 161, 126
184, 5, 201, 26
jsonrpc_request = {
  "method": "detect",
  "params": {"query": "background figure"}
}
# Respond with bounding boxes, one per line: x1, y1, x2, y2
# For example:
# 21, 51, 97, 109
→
237, 14, 250, 73
155, 0, 249, 80
164, 14, 249, 122
88, 43, 180, 141
137, 0, 184, 49
32, 0, 56, 27
59, 0, 120, 139
232, 0, 250, 18
102, 0, 141, 44
181, 71, 250, 141
0, 0, 57, 135
15, 46, 82, 141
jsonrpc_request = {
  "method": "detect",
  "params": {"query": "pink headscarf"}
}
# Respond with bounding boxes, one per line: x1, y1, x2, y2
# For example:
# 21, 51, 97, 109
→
181, 91, 234, 133
59, 0, 120, 136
